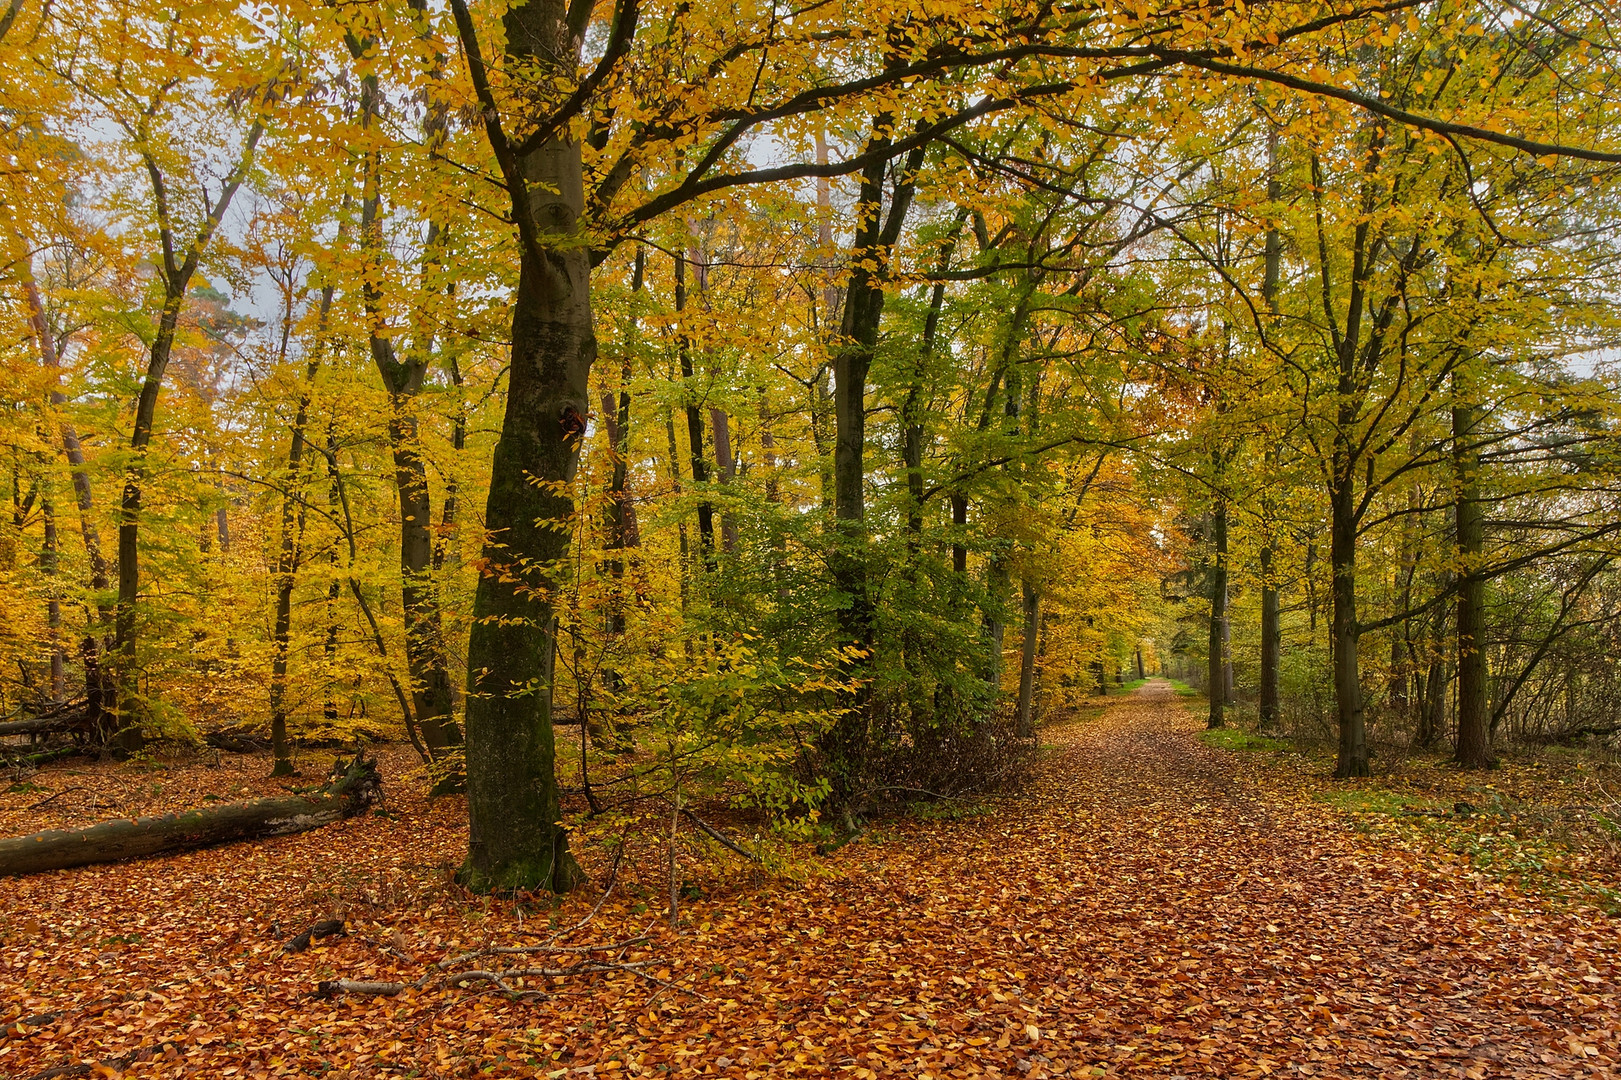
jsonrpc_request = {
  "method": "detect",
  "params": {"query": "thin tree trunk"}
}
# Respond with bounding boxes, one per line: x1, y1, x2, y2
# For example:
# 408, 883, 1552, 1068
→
41, 498, 64, 700
349, 57, 460, 765
1453, 383, 1489, 768
269, 288, 332, 777
1258, 543, 1280, 730
1330, 471, 1369, 777
1419, 643, 1446, 749
662, 399, 693, 634
1015, 579, 1040, 737
709, 406, 737, 552
822, 118, 925, 803
1207, 499, 1229, 729
951, 496, 968, 578
24, 273, 114, 732
674, 254, 716, 566
1258, 122, 1283, 731
1221, 577, 1234, 704
116, 123, 264, 743
600, 253, 642, 706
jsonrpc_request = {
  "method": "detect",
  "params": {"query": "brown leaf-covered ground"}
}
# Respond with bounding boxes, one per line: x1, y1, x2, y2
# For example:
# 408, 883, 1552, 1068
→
2, 681, 1617, 1078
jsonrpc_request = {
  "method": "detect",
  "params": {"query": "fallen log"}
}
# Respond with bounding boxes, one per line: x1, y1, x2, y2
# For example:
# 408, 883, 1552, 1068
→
204, 724, 270, 753
0, 755, 381, 876
0, 715, 76, 738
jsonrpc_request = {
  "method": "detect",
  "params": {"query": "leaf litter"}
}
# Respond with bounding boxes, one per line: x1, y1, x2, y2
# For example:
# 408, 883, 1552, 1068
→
1, 681, 1617, 1078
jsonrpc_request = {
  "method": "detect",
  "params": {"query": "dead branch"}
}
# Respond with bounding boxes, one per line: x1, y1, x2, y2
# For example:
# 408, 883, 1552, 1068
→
25, 786, 80, 810
444, 960, 653, 987
681, 808, 762, 862
438, 935, 650, 970
315, 979, 406, 998
283, 919, 347, 953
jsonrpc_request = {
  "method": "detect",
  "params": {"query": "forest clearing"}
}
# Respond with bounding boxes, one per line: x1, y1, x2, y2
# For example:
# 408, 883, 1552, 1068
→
2, 681, 1615, 1079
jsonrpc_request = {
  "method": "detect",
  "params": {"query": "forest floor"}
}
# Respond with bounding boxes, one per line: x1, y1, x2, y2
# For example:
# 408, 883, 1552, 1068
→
1, 680, 1618, 1079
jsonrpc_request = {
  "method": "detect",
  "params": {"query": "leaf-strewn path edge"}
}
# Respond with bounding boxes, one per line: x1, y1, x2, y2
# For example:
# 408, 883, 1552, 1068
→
2, 680, 1616, 1078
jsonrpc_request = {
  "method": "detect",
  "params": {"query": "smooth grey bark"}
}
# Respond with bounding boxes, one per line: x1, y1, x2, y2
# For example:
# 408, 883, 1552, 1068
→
710, 406, 738, 552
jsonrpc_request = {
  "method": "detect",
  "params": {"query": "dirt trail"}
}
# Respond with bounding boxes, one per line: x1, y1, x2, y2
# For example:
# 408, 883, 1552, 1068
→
1, 681, 1617, 1079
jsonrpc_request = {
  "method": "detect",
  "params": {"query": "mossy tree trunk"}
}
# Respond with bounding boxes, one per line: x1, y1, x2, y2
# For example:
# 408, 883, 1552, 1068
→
451, 0, 603, 893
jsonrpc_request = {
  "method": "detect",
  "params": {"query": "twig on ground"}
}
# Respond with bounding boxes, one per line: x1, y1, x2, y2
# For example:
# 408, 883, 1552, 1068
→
437, 935, 650, 970
25, 787, 80, 811
681, 808, 762, 862
444, 959, 652, 987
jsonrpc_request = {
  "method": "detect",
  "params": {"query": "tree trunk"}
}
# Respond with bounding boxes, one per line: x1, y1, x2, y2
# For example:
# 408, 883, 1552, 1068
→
1015, 579, 1040, 737
600, 251, 641, 711
1207, 499, 1229, 729
25, 273, 114, 733
1257, 124, 1283, 731
115, 124, 263, 744
323, 429, 343, 727
41, 498, 64, 700
674, 254, 716, 567
1221, 578, 1234, 705
113, 294, 185, 745
710, 406, 738, 552
1258, 544, 1280, 731
457, 0, 593, 893
822, 127, 924, 803
951, 495, 968, 578
0, 757, 381, 877
1419, 649, 1445, 749
662, 395, 694, 637
1453, 389, 1490, 768
351, 62, 461, 766
269, 288, 332, 778
1330, 472, 1369, 777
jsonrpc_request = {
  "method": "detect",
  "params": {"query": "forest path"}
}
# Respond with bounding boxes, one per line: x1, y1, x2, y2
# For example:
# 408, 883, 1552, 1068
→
787, 679, 1621, 1078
